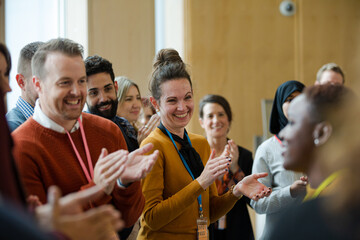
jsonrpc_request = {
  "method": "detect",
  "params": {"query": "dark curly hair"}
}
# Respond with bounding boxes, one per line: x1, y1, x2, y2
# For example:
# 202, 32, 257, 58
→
85, 55, 115, 82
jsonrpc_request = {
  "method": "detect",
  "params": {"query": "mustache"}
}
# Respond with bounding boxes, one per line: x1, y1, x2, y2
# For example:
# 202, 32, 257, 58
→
96, 101, 113, 108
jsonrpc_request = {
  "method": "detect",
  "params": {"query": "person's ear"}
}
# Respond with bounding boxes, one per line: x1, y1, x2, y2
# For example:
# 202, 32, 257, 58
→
313, 122, 332, 146
114, 81, 118, 92
199, 118, 205, 129
150, 96, 159, 112
33, 76, 42, 93
16, 74, 26, 90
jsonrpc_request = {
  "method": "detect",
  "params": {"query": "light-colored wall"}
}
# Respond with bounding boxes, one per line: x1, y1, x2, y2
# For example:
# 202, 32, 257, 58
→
87, 0, 155, 97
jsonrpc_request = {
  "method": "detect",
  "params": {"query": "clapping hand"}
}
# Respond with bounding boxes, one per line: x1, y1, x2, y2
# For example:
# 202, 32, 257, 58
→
197, 149, 231, 190
118, 143, 159, 185
94, 148, 128, 195
36, 185, 124, 240
137, 114, 160, 144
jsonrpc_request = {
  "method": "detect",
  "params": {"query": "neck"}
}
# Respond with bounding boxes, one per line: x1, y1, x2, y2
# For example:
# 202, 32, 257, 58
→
21, 93, 35, 107
306, 157, 327, 189
163, 122, 185, 138
62, 119, 78, 132
207, 136, 227, 155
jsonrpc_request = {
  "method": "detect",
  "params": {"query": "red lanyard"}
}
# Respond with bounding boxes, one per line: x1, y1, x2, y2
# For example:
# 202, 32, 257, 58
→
65, 117, 93, 183
274, 135, 283, 146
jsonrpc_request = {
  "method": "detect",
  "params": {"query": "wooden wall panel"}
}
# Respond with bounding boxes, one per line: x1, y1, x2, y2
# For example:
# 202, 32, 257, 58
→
297, 0, 360, 89
185, 0, 360, 152
88, 0, 155, 96
0, 0, 4, 43
185, 0, 297, 151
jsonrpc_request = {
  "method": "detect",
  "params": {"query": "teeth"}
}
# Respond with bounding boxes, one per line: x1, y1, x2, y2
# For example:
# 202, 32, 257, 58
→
175, 113, 187, 118
99, 104, 110, 110
66, 100, 79, 105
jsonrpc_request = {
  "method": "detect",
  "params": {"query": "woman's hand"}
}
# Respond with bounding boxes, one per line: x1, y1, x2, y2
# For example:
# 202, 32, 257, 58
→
232, 173, 272, 200
227, 139, 239, 173
290, 176, 308, 198
137, 114, 161, 144
196, 150, 231, 190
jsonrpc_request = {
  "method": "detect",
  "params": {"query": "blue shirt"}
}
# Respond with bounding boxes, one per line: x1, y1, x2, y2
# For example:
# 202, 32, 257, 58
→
6, 97, 34, 132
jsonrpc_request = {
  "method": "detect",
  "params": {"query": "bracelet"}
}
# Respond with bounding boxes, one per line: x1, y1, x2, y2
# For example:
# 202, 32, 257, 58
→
229, 185, 242, 199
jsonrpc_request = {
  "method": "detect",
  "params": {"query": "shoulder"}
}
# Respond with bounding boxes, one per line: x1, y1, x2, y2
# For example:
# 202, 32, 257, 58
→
12, 118, 39, 137
141, 128, 169, 149
238, 145, 252, 157
255, 136, 280, 154
6, 107, 26, 131
6, 106, 24, 119
187, 132, 210, 159
82, 113, 121, 133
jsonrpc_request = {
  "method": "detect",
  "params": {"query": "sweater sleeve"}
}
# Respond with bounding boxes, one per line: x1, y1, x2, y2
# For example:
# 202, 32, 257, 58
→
250, 140, 295, 214
208, 182, 240, 223
109, 130, 144, 228
111, 181, 144, 228
141, 148, 205, 231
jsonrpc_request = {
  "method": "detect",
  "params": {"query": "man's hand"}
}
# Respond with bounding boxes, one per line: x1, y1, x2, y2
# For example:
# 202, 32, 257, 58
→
36, 185, 124, 240
118, 143, 159, 185
93, 148, 128, 194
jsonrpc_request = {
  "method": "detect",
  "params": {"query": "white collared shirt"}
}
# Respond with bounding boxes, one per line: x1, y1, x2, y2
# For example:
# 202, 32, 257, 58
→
33, 99, 81, 133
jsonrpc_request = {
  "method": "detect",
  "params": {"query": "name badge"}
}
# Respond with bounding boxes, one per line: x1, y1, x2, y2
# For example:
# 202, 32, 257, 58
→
197, 217, 208, 240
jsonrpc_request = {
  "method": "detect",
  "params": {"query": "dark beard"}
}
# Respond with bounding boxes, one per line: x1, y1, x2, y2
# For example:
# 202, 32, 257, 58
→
88, 99, 118, 120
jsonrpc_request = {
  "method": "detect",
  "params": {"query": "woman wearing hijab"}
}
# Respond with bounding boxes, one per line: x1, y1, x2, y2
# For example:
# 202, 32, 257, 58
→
251, 80, 307, 239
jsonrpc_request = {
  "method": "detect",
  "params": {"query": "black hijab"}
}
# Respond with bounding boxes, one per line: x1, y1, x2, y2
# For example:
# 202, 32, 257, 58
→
158, 122, 204, 178
269, 80, 305, 135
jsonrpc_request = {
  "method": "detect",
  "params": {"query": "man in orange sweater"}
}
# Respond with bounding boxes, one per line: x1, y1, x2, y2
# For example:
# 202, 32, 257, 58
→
12, 38, 158, 239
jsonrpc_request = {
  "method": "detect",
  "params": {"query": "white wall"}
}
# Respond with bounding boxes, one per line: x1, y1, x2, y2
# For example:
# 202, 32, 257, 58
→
5, 0, 87, 111
155, 0, 184, 58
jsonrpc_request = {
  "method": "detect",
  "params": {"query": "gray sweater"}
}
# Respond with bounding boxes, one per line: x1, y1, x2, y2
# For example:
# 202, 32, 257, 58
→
251, 136, 303, 239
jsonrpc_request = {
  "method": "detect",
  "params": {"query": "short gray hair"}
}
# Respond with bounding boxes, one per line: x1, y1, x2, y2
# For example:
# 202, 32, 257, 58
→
316, 63, 345, 83
32, 38, 84, 80
18, 41, 44, 80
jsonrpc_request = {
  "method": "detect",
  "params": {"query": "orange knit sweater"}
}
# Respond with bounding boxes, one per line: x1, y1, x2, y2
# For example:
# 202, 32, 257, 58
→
12, 113, 144, 227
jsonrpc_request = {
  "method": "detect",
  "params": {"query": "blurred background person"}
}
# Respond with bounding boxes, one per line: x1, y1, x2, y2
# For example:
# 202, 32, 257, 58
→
251, 80, 307, 239
199, 94, 254, 240
139, 97, 156, 127
6, 41, 44, 132
115, 76, 159, 147
315, 63, 345, 85
270, 84, 356, 240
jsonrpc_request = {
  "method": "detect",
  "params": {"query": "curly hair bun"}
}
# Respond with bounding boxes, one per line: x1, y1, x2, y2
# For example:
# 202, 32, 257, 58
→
153, 48, 183, 69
